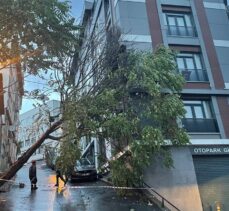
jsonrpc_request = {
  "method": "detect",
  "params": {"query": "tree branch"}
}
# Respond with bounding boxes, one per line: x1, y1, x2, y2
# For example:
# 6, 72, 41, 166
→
0, 118, 63, 186
47, 134, 66, 141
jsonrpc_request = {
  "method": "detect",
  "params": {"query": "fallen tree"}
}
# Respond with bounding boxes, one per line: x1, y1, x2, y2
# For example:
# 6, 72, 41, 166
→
0, 19, 111, 188
0, 0, 79, 185
0, 119, 62, 187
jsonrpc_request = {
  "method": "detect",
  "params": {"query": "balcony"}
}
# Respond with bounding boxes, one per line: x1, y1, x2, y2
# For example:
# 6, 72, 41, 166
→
182, 118, 219, 133
166, 25, 197, 37
179, 68, 208, 82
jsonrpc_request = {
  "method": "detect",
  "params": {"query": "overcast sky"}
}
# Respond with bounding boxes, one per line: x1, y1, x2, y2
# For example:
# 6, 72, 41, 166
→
21, 0, 84, 114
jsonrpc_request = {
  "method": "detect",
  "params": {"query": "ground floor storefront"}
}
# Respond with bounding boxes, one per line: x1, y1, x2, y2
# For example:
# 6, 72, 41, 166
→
143, 144, 229, 211
192, 146, 229, 211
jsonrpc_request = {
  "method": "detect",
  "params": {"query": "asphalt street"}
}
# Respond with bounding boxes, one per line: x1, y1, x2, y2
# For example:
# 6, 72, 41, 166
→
0, 161, 160, 211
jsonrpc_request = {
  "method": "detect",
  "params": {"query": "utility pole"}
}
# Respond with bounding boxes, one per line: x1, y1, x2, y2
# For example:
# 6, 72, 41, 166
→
0, 73, 4, 114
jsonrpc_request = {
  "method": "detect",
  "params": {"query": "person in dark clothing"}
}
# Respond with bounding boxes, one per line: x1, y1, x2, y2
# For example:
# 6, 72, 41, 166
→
29, 160, 38, 190
55, 169, 67, 187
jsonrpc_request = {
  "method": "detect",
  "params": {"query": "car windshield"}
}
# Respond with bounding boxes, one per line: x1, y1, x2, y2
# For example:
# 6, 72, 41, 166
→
78, 158, 91, 166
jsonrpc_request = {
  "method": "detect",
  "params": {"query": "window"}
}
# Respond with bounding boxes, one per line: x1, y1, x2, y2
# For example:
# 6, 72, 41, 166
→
184, 101, 211, 119
176, 53, 208, 81
25, 139, 30, 146
40, 145, 44, 154
19, 141, 24, 148
163, 13, 197, 37
31, 137, 36, 144
182, 100, 219, 132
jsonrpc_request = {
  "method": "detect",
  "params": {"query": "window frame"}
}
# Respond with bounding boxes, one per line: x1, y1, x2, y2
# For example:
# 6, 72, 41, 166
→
183, 100, 213, 119
176, 52, 207, 81
184, 103, 206, 119
163, 12, 196, 37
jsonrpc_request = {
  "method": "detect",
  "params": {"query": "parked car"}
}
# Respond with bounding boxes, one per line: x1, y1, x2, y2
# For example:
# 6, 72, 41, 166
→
70, 158, 97, 182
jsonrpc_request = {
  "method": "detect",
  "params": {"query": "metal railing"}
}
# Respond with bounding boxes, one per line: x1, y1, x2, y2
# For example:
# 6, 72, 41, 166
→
179, 68, 208, 82
143, 182, 181, 211
182, 118, 219, 133
166, 25, 197, 37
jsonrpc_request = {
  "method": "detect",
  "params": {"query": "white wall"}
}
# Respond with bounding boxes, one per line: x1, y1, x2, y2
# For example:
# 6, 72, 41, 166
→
0, 64, 23, 172
18, 100, 60, 162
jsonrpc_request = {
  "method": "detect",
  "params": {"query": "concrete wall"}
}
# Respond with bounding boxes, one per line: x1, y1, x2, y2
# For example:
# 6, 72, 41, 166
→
143, 147, 203, 211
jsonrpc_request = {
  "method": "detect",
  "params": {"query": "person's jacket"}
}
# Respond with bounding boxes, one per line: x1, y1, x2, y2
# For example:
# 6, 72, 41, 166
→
56, 169, 61, 176
29, 165, 37, 180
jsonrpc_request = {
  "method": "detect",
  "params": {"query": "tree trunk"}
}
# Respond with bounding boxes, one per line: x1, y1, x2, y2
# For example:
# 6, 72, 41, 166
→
0, 119, 63, 187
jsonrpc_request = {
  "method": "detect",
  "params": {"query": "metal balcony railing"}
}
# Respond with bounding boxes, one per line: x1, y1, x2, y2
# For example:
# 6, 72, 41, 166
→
182, 118, 219, 133
166, 25, 197, 37
179, 68, 208, 82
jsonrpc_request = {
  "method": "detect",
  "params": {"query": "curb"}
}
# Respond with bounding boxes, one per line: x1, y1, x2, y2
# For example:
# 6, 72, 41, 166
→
99, 177, 112, 186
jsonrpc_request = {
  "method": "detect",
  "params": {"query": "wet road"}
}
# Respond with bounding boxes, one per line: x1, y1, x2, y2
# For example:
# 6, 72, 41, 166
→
0, 161, 159, 211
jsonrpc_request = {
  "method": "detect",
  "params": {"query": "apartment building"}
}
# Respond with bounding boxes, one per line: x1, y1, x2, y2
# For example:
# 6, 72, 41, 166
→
79, 0, 229, 210
18, 100, 60, 162
0, 64, 23, 173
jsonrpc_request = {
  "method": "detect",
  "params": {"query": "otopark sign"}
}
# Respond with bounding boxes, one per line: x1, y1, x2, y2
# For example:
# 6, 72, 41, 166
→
190, 145, 229, 155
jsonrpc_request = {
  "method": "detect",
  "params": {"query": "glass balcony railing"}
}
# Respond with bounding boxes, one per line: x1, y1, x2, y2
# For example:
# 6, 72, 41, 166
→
182, 118, 219, 133
166, 25, 197, 37
179, 68, 208, 82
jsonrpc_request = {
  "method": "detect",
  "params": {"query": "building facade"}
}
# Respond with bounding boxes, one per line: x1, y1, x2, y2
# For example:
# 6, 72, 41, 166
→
79, 0, 229, 210
18, 100, 60, 163
0, 64, 23, 174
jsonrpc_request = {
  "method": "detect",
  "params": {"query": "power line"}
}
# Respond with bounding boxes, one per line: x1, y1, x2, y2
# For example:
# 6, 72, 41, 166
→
2, 74, 29, 90
24, 80, 49, 86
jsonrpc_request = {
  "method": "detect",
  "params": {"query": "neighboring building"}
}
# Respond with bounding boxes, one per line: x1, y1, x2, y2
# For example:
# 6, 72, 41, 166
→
0, 64, 23, 173
18, 100, 60, 163
78, 0, 229, 210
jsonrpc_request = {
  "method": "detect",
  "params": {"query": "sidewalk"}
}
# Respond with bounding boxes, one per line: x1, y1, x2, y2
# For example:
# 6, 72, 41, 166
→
0, 161, 66, 211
